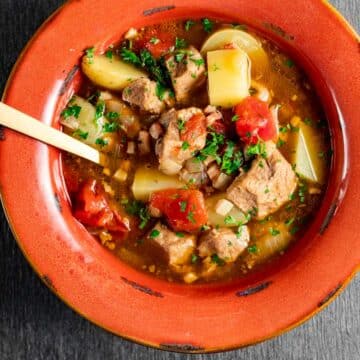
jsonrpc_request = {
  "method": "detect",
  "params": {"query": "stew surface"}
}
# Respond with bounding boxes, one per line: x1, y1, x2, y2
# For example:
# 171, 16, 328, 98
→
61, 19, 331, 283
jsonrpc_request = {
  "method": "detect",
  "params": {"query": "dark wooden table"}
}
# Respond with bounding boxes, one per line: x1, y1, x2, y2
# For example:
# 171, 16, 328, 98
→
0, 1, 359, 359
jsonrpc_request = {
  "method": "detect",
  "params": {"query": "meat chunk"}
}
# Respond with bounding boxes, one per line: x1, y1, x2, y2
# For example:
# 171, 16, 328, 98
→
226, 142, 298, 219
157, 107, 207, 175
148, 223, 196, 265
198, 227, 250, 263
166, 46, 206, 103
122, 78, 165, 114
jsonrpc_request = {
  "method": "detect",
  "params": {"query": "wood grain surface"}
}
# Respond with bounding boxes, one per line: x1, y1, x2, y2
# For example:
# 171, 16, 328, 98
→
0, 1, 359, 359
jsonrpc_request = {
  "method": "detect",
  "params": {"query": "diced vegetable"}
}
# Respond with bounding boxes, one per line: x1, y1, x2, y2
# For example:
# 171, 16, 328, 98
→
61, 96, 107, 147
205, 193, 247, 228
234, 97, 277, 144
215, 199, 234, 216
149, 189, 208, 232
73, 179, 130, 233
200, 29, 268, 76
131, 167, 185, 201
207, 49, 251, 108
247, 223, 291, 263
82, 54, 146, 90
290, 122, 326, 184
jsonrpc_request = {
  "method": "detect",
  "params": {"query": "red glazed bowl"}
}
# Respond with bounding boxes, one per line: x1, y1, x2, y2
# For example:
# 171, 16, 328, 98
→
0, 0, 359, 353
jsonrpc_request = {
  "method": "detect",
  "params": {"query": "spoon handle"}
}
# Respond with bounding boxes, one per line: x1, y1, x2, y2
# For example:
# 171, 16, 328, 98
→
0, 101, 105, 166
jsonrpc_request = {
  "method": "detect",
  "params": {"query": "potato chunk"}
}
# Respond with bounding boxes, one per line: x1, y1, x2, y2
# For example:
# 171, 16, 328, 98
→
82, 54, 146, 90
207, 49, 251, 108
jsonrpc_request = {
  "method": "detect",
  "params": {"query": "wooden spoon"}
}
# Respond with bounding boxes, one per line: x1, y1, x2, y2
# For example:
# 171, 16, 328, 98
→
0, 101, 109, 167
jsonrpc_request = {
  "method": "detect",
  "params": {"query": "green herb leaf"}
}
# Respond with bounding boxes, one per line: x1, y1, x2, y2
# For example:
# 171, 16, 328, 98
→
175, 37, 187, 49
211, 254, 225, 266
61, 105, 82, 119
72, 129, 88, 140
85, 47, 95, 64
180, 201, 187, 212
231, 114, 239, 122
187, 210, 196, 224
176, 232, 185, 238
185, 20, 195, 31
95, 138, 108, 147
106, 111, 120, 120
247, 245, 258, 254
181, 141, 190, 151
103, 122, 118, 133
284, 59, 295, 68
269, 228, 280, 236
105, 50, 113, 60
191, 254, 198, 263
150, 229, 160, 238
246, 142, 267, 158
149, 37, 160, 44
155, 81, 166, 100
202, 18, 214, 33
121, 48, 141, 66
95, 101, 105, 121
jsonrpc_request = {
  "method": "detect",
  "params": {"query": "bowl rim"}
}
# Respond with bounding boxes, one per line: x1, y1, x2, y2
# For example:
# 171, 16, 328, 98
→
1, 0, 359, 353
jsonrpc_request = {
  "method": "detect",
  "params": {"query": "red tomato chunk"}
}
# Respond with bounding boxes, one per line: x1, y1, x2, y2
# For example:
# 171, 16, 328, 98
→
74, 180, 130, 233
234, 97, 277, 144
149, 189, 208, 233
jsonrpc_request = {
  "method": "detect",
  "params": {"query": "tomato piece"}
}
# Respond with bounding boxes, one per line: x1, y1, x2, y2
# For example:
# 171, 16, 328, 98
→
149, 189, 208, 232
234, 96, 277, 144
180, 114, 207, 143
134, 28, 175, 58
74, 179, 130, 233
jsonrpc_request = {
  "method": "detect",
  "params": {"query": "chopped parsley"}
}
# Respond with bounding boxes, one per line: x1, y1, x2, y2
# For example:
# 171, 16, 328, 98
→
303, 117, 313, 126
177, 118, 186, 131
95, 138, 108, 147
191, 254, 198, 263
185, 20, 195, 31
231, 114, 239, 122
200, 225, 210, 232
85, 47, 95, 64
150, 229, 160, 238
176, 232, 185, 238
290, 226, 300, 235
125, 200, 150, 229
269, 228, 280, 236
175, 37, 187, 49
106, 111, 120, 120
221, 141, 244, 175
155, 81, 167, 100
279, 126, 288, 133
72, 129, 88, 140
211, 63, 220, 71
175, 52, 185, 63
120, 48, 141, 66
149, 37, 160, 44
103, 122, 118, 133
202, 18, 214, 33
211, 254, 225, 266
187, 210, 196, 224
285, 217, 295, 226
247, 245, 258, 254
181, 141, 190, 151
95, 101, 105, 121
224, 215, 237, 225
277, 138, 286, 148
190, 57, 204, 68
179, 201, 187, 212
61, 104, 82, 119
284, 59, 295, 68
105, 50, 113, 60
246, 142, 267, 158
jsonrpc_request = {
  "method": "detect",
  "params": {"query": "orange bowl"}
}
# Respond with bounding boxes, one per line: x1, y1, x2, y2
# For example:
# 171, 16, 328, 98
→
0, 0, 359, 353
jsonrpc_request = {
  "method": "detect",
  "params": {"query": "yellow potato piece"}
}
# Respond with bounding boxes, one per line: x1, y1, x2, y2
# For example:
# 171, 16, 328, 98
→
290, 123, 326, 184
205, 193, 247, 228
131, 167, 185, 201
201, 29, 268, 76
207, 49, 251, 108
82, 54, 147, 91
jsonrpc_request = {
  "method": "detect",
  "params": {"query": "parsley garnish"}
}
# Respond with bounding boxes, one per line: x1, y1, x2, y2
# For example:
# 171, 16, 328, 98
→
85, 47, 95, 64
176, 232, 185, 238
246, 142, 267, 158
181, 141, 190, 151
190, 57, 204, 68
179, 201, 187, 212
247, 245, 258, 254
72, 129, 88, 140
95, 138, 108, 147
120, 48, 141, 66
175, 52, 185, 63
211, 254, 225, 266
191, 254, 198, 263
187, 210, 196, 224
224, 215, 237, 225
149, 37, 160, 44
150, 229, 160, 238
284, 59, 295, 68
221, 141, 244, 175
125, 200, 150, 229
177, 118, 185, 131
175, 37, 187, 49
61, 104, 82, 119
269, 228, 280, 236
202, 18, 214, 33
105, 50, 113, 60
231, 114, 239, 122
103, 122, 118, 133
106, 112, 120, 120
285, 218, 295, 226
155, 81, 166, 100
185, 20, 195, 31
95, 101, 105, 121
